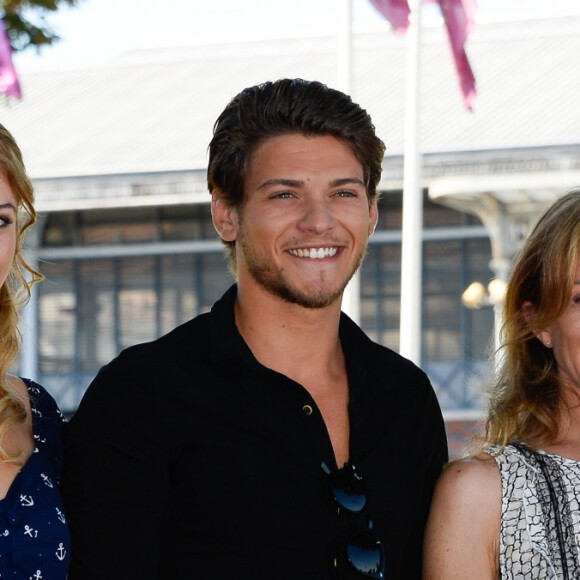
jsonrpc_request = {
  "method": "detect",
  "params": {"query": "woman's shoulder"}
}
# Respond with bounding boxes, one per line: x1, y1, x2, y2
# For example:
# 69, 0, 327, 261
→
442, 452, 500, 480
10, 377, 67, 450
423, 453, 502, 576
18, 377, 65, 420
6, 375, 50, 403
436, 453, 501, 501
4, 375, 30, 406
428, 453, 502, 531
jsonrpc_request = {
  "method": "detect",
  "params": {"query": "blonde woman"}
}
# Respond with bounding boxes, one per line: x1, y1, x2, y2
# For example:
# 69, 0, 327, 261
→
0, 124, 69, 578
424, 189, 580, 579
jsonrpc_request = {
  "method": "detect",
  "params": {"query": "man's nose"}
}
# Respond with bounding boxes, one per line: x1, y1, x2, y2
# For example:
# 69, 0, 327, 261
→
297, 198, 336, 234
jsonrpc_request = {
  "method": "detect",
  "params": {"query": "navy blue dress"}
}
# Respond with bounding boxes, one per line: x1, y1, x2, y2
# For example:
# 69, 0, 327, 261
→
0, 379, 70, 579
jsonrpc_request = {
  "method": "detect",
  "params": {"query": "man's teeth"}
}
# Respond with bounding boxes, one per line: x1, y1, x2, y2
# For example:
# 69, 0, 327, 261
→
289, 248, 338, 259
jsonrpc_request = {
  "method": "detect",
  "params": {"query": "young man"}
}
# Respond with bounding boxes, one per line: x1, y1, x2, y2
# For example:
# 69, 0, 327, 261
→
62, 78, 448, 579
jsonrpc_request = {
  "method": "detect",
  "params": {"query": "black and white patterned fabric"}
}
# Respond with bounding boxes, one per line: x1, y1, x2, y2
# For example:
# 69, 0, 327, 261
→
489, 443, 580, 580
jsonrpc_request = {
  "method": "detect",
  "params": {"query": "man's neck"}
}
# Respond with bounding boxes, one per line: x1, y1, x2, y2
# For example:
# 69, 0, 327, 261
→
234, 283, 345, 385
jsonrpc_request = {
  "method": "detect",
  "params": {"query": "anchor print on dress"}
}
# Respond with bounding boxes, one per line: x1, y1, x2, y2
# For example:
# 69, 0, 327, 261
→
24, 525, 38, 538
55, 543, 66, 561
29, 570, 42, 580
19, 494, 34, 507
34, 434, 47, 445
56, 507, 65, 524
40, 474, 53, 488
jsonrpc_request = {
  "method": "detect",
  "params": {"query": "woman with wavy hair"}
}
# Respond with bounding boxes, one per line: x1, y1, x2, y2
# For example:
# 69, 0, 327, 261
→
0, 124, 69, 578
423, 189, 580, 579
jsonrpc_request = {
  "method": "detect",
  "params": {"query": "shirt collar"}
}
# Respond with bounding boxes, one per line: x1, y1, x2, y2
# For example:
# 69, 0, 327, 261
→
209, 283, 370, 388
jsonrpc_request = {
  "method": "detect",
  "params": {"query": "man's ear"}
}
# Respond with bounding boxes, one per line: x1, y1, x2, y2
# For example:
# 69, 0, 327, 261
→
211, 191, 238, 242
522, 300, 553, 348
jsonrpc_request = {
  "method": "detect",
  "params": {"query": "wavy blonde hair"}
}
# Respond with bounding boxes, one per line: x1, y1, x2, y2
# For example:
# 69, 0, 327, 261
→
0, 124, 43, 462
476, 189, 580, 452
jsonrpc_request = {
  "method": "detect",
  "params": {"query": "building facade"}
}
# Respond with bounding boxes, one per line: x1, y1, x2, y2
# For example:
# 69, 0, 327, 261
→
4, 15, 580, 454
28, 189, 494, 416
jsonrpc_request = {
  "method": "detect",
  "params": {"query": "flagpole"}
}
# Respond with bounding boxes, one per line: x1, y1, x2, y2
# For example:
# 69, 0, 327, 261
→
399, 0, 423, 364
337, 0, 353, 92
337, 0, 361, 324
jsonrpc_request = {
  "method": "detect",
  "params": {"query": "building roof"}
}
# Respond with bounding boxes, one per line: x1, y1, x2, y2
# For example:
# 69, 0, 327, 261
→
2, 15, 580, 200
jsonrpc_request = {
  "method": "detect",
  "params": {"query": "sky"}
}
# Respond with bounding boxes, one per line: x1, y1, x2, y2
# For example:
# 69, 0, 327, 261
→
12, 0, 580, 71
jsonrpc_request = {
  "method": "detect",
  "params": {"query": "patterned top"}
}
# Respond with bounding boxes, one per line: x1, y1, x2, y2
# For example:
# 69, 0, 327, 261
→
0, 379, 70, 579
490, 443, 580, 580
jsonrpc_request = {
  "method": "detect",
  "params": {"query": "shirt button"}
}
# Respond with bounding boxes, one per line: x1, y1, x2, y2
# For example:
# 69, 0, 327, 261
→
302, 404, 313, 415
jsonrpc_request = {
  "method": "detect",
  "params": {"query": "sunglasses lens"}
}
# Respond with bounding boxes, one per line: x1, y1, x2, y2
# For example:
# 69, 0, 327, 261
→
331, 464, 366, 512
347, 529, 384, 577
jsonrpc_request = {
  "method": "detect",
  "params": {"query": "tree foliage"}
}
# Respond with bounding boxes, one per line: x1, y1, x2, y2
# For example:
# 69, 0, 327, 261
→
1, 0, 85, 53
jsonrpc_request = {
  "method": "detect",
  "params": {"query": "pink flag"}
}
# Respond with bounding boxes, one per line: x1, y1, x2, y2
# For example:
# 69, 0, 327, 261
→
0, 17, 22, 99
368, 0, 412, 35
369, 0, 477, 109
437, 0, 476, 109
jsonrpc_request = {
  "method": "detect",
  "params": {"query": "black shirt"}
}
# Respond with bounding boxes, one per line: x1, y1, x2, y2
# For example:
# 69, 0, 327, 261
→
62, 285, 448, 579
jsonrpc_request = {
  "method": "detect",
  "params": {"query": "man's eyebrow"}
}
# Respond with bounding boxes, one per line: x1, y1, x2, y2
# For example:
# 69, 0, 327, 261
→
330, 177, 365, 187
256, 177, 365, 190
256, 178, 304, 190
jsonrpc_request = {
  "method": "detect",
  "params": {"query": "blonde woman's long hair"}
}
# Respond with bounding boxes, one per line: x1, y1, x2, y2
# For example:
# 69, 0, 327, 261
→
0, 124, 43, 462
478, 189, 580, 452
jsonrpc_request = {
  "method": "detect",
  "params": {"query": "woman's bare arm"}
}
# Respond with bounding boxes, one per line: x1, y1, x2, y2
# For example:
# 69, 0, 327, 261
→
423, 454, 502, 579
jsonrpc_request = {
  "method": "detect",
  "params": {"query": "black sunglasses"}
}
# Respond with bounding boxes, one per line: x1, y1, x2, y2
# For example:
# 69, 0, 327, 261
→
323, 462, 385, 579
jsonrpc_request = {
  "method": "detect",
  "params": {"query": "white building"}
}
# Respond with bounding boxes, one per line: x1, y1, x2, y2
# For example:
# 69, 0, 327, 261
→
2, 15, 580, 434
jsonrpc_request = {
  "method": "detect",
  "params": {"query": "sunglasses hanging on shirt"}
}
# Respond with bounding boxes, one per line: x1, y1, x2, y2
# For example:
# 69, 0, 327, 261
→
322, 461, 386, 579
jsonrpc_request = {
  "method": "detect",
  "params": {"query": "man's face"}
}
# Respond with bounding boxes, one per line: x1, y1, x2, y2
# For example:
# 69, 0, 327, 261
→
232, 133, 378, 309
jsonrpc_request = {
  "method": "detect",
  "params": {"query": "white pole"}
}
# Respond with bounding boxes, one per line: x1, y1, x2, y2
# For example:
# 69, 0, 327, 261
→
337, 0, 353, 92
399, 0, 423, 364
337, 0, 361, 324
19, 216, 44, 381
20, 281, 39, 381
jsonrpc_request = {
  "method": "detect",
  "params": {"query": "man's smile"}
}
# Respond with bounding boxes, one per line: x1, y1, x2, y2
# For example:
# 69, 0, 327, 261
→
288, 247, 339, 259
